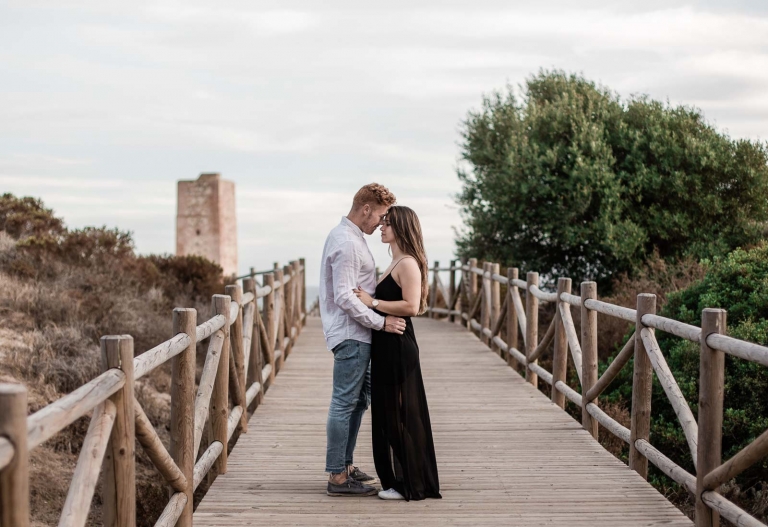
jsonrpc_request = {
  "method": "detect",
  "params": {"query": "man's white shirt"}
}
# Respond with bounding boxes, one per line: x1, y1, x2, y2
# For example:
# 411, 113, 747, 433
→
319, 217, 386, 350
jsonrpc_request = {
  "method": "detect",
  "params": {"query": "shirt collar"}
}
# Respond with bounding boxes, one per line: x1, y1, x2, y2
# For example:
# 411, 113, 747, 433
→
341, 216, 365, 239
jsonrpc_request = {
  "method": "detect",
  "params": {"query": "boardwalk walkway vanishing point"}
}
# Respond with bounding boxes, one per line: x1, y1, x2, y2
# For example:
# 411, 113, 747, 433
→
194, 317, 693, 526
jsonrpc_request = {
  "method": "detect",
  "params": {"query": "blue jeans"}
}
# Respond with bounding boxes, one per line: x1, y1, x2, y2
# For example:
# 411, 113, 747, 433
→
325, 339, 371, 473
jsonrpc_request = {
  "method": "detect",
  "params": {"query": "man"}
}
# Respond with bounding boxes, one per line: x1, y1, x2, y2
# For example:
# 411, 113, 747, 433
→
320, 183, 406, 497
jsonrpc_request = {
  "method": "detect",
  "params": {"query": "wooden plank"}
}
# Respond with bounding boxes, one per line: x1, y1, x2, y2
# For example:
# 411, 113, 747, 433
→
195, 318, 693, 527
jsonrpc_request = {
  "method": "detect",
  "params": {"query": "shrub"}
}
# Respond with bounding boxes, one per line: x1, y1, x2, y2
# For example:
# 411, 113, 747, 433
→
0, 193, 65, 239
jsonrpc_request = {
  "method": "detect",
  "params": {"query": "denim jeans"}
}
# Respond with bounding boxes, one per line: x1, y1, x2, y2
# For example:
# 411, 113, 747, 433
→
325, 339, 371, 473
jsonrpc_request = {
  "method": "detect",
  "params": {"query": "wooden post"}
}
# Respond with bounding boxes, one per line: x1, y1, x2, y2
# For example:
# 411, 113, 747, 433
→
580, 282, 598, 439
292, 260, 302, 335
480, 263, 490, 343
249, 266, 255, 281
226, 285, 248, 432
170, 308, 196, 526
101, 335, 135, 527
468, 258, 478, 329
551, 277, 571, 408
0, 384, 29, 527
490, 263, 501, 353
244, 278, 265, 408
506, 268, 519, 369
696, 308, 726, 527
449, 259, 458, 323
284, 263, 295, 351
299, 257, 307, 324
429, 261, 439, 318
211, 294, 231, 475
263, 273, 277, 385
525, 271, 539, 387
274, 268, 286, 371
629, 293, 656, 478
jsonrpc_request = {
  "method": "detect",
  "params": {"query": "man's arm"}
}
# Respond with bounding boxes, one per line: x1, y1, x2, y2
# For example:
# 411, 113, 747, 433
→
329, 241, 386, 330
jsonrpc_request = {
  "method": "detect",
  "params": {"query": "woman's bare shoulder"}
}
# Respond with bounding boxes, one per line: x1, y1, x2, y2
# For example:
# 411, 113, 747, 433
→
392, 256, 420, 280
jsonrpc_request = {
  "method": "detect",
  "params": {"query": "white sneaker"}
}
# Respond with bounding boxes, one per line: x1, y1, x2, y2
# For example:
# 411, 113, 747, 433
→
378, 488, 405, 500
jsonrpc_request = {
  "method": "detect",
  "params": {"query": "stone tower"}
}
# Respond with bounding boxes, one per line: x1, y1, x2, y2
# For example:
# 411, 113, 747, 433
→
176, 173, 238, 276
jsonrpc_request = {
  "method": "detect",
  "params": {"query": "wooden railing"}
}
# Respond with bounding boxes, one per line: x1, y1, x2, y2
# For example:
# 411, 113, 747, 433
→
0, 258, 307, 527
427, 258, 768, 527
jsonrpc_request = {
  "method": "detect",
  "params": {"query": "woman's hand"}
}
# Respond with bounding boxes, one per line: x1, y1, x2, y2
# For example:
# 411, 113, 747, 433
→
353, 287, 374, 308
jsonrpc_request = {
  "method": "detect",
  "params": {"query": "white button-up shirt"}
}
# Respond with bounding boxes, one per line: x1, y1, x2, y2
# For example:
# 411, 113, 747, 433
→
319, 217, 386, 350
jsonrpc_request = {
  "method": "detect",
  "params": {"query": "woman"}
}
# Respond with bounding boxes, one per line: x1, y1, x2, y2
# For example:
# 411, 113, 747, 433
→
353, 205, 441, 501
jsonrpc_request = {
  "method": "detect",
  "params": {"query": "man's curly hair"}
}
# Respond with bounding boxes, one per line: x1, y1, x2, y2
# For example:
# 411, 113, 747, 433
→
352, 183, 396, 210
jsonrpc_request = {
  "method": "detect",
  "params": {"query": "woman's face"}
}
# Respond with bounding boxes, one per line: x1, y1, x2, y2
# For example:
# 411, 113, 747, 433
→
380, 218, 395, 245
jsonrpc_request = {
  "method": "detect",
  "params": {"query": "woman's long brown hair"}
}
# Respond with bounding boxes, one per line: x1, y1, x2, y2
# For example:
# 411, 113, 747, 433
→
386, 205, 429, 314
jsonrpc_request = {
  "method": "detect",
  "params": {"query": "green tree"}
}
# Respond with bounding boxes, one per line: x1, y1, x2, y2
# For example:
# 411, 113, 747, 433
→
456, 71, 768, 288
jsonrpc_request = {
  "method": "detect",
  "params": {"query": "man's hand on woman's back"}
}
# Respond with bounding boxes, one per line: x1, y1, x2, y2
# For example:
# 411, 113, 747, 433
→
384, 315, 406, 334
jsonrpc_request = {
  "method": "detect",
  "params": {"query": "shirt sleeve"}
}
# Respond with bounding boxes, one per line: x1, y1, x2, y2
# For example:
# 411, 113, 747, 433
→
328, 241, 386, 330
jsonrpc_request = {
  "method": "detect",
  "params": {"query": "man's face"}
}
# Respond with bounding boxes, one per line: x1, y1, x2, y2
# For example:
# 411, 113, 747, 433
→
361, 204, 389, 235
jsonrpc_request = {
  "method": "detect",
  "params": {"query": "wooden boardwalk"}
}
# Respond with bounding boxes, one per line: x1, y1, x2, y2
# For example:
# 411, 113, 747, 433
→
194, 317, 693, 526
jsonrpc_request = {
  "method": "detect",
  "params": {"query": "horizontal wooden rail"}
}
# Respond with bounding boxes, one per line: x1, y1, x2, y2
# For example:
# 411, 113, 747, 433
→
527, 363, 553, 385
491, 336, 527, 365
635, 438, 695, 492
245, 382, 261, 407
642, 314, 702, 342
583, 298, 636, 322
27, 368, 125, 450
196, 314, 226, 342
701, 491, 765, 527
242, 291, 255, 306
560, 291, 582, 306
528, 284, 557, 302
587, 402, 630, 443
555, 380, 582, 406
194, 442, 223, 491
155, 492, 187, 527
134, 333, 192, 380
707, 333, 768, 367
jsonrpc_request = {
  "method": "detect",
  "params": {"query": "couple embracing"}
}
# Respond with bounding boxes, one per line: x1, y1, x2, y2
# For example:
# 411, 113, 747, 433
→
319, 183, 441, 501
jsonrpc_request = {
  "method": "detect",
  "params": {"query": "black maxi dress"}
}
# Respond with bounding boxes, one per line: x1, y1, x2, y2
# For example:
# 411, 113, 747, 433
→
371, 273, 441, 501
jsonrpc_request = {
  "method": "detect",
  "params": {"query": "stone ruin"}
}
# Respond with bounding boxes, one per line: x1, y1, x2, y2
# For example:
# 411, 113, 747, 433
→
176, 173, 238, 276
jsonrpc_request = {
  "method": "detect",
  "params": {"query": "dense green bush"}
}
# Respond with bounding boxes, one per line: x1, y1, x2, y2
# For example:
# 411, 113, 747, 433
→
455, 71, 768, 289
601, 243, 768, 519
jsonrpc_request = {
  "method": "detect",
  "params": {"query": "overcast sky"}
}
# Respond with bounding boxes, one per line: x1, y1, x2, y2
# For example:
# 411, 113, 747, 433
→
2, 1, 767, 288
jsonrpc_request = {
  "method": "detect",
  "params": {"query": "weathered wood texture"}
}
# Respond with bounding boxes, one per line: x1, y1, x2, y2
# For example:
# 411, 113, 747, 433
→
194, 318, 692, 526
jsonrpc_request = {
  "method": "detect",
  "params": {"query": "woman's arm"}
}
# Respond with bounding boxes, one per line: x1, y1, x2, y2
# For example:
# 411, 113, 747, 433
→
354, 258, 421, 317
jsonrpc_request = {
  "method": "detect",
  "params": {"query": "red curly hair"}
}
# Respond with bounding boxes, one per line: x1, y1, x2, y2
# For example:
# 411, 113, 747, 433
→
352, 183, 396, 210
